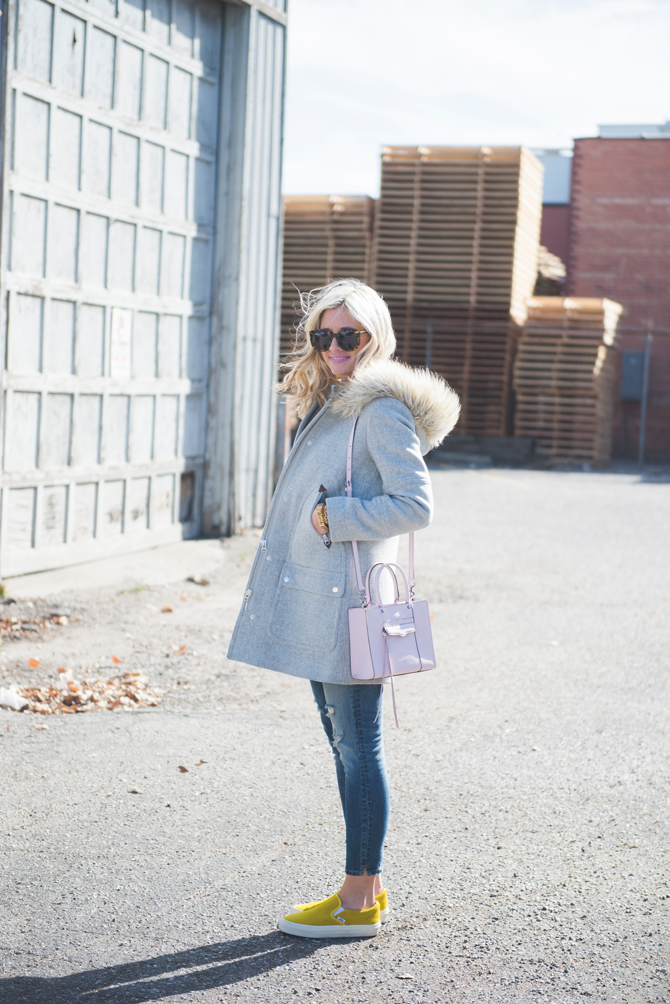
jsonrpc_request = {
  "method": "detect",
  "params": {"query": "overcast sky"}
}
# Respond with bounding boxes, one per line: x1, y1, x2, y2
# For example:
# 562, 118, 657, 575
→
282, 0, 670, 196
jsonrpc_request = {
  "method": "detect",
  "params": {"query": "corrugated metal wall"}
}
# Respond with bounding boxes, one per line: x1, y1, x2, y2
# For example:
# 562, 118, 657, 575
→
203, 2, 286, 537
0, 0, 286, 575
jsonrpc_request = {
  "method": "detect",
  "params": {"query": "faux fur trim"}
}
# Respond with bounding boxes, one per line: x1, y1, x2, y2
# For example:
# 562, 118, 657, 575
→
330, 359, 461, 451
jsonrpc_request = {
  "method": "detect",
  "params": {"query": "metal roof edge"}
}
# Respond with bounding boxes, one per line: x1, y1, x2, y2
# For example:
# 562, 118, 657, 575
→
574, 135, 670, 142
228, 0, 287, 26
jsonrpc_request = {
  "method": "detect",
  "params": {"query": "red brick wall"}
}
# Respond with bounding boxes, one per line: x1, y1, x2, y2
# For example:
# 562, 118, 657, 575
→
540, 204, 570, 264
567, 138, 670, 459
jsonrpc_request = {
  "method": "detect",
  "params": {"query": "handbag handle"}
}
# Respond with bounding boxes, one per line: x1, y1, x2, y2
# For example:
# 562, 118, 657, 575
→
364, 561, 390, 607
374, 562, 411, 608
346, 416, 416, 605
364, 561, 404, 607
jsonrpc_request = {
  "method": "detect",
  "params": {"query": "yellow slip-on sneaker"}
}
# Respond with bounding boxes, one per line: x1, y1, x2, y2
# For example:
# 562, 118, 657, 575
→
294, 888, 389, 922
278, 893, 380, 939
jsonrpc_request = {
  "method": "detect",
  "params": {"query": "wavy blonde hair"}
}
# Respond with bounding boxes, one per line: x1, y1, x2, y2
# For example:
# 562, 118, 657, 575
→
278, 278, 396, 417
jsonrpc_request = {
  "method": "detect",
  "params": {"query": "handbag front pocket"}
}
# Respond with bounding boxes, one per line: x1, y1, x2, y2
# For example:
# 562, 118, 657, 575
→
268, 561, 345, 653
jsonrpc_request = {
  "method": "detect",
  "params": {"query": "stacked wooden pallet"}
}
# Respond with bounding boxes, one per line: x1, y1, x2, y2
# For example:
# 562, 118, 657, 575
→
373, 146, 543, 435
281, 195, 375, 358
513, 297, 623, 466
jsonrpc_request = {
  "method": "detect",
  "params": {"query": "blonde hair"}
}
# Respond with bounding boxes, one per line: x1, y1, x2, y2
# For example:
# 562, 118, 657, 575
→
278, 278, 396, 417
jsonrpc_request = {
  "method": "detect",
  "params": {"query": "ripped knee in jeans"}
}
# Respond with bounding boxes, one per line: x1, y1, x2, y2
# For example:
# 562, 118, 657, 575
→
324, 703, 344, 748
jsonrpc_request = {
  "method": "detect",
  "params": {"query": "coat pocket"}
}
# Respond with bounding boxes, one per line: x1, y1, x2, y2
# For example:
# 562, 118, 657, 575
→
268, 561, 345, 653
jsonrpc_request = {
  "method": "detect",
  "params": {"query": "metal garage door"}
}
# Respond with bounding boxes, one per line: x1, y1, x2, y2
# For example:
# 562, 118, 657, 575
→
0, 0, 222, 575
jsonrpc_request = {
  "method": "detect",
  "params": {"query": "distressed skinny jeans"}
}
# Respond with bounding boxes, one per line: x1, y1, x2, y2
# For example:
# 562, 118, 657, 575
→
310, 681, 390, 876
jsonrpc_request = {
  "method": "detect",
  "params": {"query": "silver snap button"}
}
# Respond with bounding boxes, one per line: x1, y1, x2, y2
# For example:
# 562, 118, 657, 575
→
307, 440, 312, 445
283, 496, 288, 501
332, 586, 338, 593
284, 576, 290, 583
250, 614, 255, 619
266, 555, 271, 561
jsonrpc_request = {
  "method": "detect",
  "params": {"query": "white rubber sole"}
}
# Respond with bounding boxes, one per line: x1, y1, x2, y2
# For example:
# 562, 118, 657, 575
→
278, 917, 380, 939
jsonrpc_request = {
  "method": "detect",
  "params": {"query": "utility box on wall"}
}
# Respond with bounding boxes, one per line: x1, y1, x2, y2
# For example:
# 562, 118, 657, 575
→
620, 351, 644, 401
0, 0, 287, 576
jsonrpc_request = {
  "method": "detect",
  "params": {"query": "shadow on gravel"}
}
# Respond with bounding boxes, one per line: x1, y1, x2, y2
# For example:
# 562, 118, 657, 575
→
1, 932, 327, 1003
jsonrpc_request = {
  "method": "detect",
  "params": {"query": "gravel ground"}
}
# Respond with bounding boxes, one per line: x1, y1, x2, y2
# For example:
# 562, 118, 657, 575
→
0, 465, 669, 1004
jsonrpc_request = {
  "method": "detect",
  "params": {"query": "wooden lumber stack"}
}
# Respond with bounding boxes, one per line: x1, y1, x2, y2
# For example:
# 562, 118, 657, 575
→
373, 146, 543, 435
281, 195, 376, 358
513, 297, 623, 466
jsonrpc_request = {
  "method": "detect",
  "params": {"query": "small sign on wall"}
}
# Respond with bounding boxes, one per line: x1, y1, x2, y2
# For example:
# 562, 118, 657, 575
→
110, 308, 132, 378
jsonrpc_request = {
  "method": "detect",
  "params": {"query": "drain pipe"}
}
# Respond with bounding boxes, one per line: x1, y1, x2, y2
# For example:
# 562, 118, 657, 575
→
638, 332, 653, 465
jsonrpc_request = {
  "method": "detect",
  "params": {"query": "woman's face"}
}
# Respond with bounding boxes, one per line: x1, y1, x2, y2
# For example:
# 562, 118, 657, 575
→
317, 306, 371, 380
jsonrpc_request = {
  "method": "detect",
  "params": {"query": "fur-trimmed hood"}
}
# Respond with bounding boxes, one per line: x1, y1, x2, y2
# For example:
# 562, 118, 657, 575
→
330, 359, 461, 453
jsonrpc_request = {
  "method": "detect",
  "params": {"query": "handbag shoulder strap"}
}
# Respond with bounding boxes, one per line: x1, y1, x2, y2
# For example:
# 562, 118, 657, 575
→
346, 418, 366, 602
345, 415, 415, 603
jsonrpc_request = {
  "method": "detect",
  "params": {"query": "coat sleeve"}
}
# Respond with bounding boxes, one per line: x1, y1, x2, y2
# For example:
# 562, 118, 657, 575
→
325, 398, 433, 542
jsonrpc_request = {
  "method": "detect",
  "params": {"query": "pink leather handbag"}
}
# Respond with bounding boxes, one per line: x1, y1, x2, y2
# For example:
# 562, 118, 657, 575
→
345, 418, 436, 724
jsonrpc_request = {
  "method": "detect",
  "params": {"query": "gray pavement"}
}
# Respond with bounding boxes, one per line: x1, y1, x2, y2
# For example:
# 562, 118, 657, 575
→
0, 465, 668, 1003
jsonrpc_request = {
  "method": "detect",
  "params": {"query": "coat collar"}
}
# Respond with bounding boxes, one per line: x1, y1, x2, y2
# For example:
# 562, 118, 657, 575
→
329, 358, 461, 452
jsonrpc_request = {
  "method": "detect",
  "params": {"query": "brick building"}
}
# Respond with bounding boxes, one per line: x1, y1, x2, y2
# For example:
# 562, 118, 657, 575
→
534, 149, 571, 266
567, 129, 670, 459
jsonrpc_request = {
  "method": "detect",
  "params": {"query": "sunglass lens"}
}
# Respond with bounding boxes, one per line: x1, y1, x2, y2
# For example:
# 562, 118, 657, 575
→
310, 329, 333, 351
335, 329, 361, 351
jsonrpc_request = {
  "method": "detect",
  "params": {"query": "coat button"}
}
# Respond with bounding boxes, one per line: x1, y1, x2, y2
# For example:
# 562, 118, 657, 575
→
332, 587, 338, 593
307, 440, 312, 445
283, 496, 288, 501
284, 576, 290, 583
250, 614, 255, 619
266, 555, 271, 561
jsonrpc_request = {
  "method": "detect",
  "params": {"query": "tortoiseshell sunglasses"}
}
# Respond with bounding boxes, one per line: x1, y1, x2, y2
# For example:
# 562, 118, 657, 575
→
309, 328, 366, 352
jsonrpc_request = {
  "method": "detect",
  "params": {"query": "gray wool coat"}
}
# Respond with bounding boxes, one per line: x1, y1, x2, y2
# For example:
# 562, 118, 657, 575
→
227, 359, 460, 685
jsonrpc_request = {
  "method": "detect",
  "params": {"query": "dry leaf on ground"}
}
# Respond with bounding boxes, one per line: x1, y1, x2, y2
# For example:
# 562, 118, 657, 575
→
1, 607, 76, 641
162, 605, 173, 613
178, 765, 189, 773
18, 673, 162, 716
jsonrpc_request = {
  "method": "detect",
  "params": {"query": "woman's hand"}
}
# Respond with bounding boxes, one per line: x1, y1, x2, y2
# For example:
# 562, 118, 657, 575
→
312, 504, 328, 534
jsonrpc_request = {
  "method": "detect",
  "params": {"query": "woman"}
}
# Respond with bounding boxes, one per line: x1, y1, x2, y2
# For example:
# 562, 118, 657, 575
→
228, 279, 460, 938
